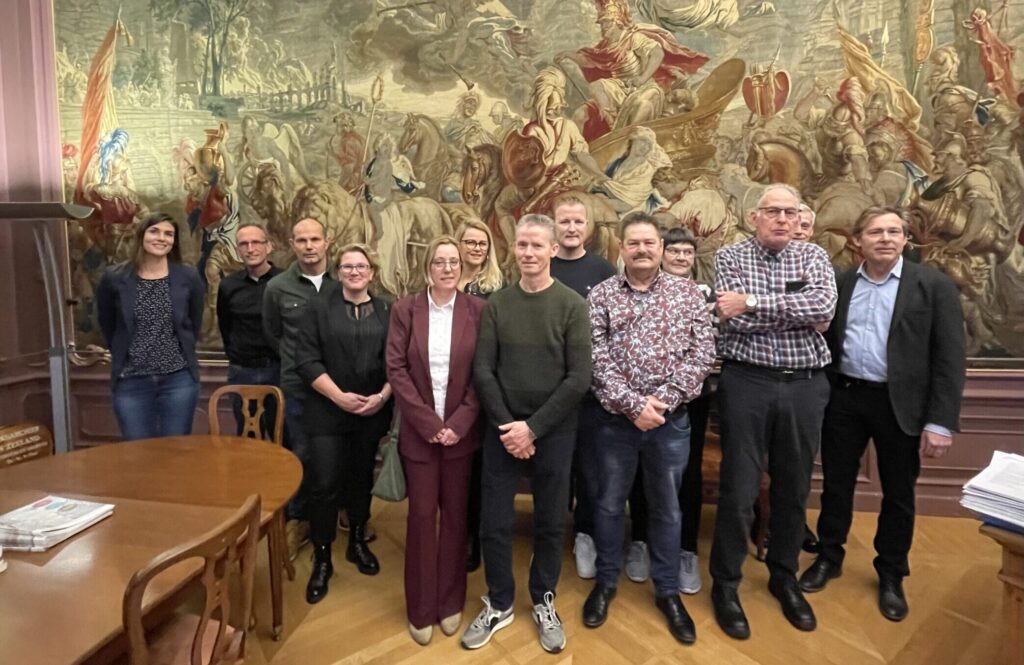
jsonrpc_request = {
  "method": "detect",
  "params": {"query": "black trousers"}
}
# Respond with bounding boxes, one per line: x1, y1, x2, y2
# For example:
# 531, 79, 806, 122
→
308, 428, 380, 546
630, 391, 711, 550
816, 378, 921, 580
710, 362, 830, 586
480, 426, 575, 610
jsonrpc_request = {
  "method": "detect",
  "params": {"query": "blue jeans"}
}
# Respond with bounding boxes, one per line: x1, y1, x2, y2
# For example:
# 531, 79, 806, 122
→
594, 408, 690, 598
112, 369, 199, 440
226, 363, 280, 439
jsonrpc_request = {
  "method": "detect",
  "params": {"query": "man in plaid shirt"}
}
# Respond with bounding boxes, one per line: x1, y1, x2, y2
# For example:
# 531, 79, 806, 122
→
708, 184, 837, 639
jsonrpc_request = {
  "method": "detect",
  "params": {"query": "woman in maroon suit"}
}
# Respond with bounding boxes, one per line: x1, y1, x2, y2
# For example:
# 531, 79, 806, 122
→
386, 235, 486, 646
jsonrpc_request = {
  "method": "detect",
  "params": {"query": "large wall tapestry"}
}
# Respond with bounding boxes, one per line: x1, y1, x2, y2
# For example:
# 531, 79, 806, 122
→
54, 0, 1024, 360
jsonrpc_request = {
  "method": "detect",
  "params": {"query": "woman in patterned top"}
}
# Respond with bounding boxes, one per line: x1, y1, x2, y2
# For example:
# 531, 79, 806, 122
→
95, 213, 205, 440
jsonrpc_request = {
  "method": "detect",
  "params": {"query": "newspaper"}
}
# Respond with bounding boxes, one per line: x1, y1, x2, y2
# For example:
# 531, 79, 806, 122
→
961, 451, 1024, 532
0, 496, 114, 552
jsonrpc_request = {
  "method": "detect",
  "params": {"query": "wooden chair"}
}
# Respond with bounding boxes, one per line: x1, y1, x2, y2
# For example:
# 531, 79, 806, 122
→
207, 385, 292, 640
123, 494, 261, 665
0, 421, 53, 466
702, 432, 771, 562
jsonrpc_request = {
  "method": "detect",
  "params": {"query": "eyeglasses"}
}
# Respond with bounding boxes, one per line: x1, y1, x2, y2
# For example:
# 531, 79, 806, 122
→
236, 240, 268, 249
664, 246, 695, 258
758, 207, 800, 220
430, 259, 461, 270
461, 239, 489, 249
338, 263, 371, 273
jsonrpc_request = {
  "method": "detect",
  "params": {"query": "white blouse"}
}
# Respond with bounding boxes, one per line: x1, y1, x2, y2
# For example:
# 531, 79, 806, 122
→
427, 290, 455, 421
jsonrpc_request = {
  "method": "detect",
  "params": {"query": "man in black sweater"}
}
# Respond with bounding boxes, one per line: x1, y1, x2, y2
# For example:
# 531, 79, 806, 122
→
463, 214, 592, 655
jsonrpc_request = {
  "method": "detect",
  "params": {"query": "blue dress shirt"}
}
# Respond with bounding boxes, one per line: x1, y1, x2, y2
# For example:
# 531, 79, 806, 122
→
840, 257, 950, 437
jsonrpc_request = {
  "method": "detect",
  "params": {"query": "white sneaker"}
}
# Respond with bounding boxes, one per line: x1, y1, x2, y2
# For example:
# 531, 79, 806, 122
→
625, 540, 650, 582
678, 549, 702, 594
532, 591, 566, 653
574, 532, 597, 579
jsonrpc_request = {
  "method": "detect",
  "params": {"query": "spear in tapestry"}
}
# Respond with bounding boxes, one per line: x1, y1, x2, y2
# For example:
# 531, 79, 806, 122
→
879, 21, 890, 68
910, 0, 935, 95
361, 73, 385, 166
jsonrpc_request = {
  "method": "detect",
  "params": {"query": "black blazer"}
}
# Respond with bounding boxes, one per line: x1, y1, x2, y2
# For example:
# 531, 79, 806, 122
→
294, 281, 393, 437
826, 259, 966, 435
95, 262, 205, 382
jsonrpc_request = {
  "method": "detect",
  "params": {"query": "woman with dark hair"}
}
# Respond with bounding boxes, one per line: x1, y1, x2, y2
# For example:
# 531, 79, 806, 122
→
296, 243, 393, 604
95, 213, 205, 440
387, 236, 486, 645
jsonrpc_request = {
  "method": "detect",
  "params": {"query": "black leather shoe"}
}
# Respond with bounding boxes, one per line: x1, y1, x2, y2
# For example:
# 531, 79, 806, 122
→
802, 524, 820, 553
346, 523, 380, 575
466, 535, 481, 572
306, 544, 333, 604
582, 584, 616, 628
711, 584, 750, 640
878, 577, 908, 622
769, 577, 817, 631
798, 556, 842, 593
655, 595, 696, 645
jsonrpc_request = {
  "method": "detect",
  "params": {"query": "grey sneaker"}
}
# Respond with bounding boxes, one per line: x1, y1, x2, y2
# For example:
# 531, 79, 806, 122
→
574, 532, 597, 579
678, 549, 702, 594
460, 597, 514, 650
532, 591, 566, 653
625, 541, 650, 582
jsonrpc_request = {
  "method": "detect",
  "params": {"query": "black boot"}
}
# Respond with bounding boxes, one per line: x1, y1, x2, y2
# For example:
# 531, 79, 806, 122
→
306, 544, 333, 604
346, 523, 380, 575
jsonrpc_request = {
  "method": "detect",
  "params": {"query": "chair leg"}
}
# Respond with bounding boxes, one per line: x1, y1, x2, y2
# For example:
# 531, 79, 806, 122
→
267, 512, 285, 640
275, 512, 296, 582
756, 487, 770, 562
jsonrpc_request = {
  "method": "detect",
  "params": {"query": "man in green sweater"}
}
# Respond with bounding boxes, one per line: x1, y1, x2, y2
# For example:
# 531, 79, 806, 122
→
462, 214, 593, 655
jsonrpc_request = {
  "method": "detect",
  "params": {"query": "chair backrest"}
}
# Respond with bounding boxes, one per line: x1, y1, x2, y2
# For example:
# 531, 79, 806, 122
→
207, 385, 285, 445
123, 494, 262, 665
0, 421, 54, 466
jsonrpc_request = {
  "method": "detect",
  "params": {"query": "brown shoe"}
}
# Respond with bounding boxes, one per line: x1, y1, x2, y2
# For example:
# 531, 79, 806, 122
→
286, 519, 310, 562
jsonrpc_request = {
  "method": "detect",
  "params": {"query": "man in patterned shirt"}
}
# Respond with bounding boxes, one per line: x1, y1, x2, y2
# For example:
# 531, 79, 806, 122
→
582, 212, 715, 644
709, 184, 837, 639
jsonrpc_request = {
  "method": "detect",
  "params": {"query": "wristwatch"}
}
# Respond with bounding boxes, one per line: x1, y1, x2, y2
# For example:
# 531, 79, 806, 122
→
744, 294, 758, 310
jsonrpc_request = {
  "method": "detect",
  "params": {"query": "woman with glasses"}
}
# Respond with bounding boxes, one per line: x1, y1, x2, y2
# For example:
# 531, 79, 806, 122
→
455, 219, 504, 298
295, 243, 393, 604
95, 213, 205, 440
386, 236, 486, 645
453, 218, 504, 571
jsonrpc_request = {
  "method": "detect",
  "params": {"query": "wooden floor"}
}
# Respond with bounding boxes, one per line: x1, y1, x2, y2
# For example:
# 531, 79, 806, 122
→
243, 500, 1006, 665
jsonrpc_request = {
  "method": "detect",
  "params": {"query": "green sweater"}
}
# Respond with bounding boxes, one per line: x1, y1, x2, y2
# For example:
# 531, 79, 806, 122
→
473, 280, 593, 438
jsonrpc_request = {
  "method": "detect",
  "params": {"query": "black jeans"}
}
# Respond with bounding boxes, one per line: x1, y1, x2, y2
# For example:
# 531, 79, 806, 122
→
816, 378, 921, 580
283, 393, 311, 521
629, 391, 711, 551
308, 428, 380, 546
480, 426, 575, 610
709, 362, 829, 586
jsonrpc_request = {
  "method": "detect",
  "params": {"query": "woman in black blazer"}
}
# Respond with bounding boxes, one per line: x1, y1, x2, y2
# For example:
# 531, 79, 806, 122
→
95, 213, 205, 440
295, 243, 393, 604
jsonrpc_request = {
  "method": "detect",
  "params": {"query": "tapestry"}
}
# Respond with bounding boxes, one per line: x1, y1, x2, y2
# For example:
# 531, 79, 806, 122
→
53, 0, 1024, 359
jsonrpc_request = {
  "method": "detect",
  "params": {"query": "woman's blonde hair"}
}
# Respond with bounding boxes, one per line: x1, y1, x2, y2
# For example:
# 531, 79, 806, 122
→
455, 218, 503, 294
334, 242, 382, 293
421, 235, 461, 288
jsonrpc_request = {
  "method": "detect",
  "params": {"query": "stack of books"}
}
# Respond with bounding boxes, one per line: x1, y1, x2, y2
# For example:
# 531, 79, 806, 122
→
0, 496, 114, 552
961, 451, 1024, 535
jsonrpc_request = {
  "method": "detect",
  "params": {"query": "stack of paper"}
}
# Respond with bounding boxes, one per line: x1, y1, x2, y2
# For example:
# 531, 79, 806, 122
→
0, 496, 114, 552
0, 545, 6, 573
961, 451, 1024, 534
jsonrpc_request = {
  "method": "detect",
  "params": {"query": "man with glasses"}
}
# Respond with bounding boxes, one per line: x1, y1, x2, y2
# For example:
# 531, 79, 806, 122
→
799, 206, 965, 622
217, 223, 282, 437
263, 217, 333, 560
709, 184, 837, 639
548, 195, 617, 582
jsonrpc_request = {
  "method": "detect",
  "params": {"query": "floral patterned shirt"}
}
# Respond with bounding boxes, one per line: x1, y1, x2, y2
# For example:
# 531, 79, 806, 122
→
588, 271, 716, 420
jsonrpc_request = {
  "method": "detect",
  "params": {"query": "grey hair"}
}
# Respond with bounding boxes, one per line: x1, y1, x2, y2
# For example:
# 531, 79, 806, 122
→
755, 183, 802, 209
516, 214, 557, 244
798, 203, 816, 224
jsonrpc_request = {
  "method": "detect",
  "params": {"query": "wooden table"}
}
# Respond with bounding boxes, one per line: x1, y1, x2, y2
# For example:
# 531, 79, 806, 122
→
0, 436, 301, 665
981, 524, 1024, 665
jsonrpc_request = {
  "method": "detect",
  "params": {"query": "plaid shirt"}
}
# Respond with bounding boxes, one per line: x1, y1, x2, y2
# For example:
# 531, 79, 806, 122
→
714, 237, 837, 369
589, 271, 716, 419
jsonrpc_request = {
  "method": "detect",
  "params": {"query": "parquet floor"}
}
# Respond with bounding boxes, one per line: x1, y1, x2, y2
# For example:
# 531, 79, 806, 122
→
244, 500, 1006, 665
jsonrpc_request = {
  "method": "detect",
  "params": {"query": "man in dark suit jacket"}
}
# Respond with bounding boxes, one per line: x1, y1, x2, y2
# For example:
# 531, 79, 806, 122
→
798, 206, 966, 622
